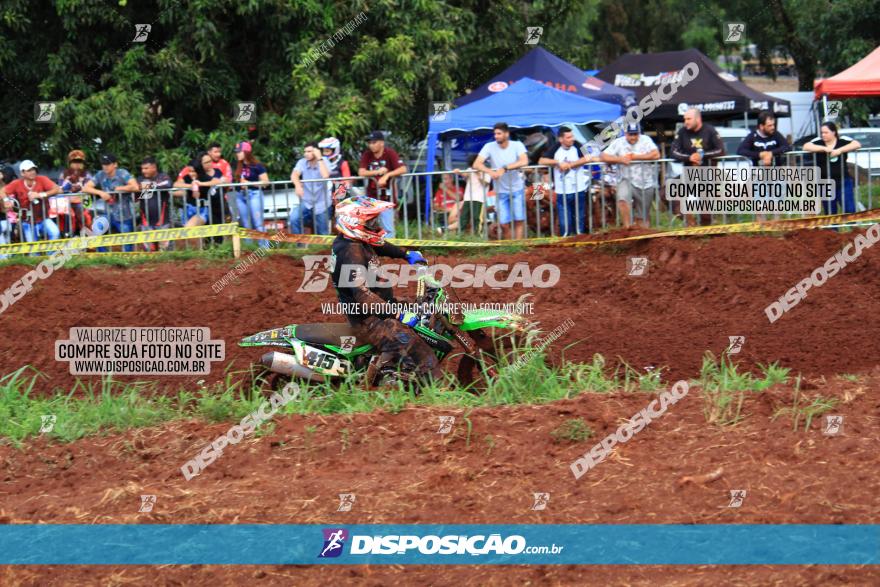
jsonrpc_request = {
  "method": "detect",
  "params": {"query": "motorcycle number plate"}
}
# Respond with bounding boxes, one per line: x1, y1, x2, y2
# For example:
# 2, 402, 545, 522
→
299, 344, 348, 376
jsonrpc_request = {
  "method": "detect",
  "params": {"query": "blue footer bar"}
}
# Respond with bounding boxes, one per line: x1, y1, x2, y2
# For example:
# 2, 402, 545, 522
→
0, 524, 877, 565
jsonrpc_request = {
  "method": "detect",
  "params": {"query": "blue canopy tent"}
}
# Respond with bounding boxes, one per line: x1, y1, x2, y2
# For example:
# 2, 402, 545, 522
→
424, 77, 623, 219
454, 47, 634, 108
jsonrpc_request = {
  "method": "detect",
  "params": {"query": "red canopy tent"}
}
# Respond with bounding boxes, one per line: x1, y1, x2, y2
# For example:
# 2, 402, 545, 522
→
814, 47, 880, 98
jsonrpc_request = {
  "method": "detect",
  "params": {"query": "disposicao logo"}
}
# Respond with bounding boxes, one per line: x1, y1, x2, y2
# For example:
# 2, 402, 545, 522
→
318, 528, 349, 558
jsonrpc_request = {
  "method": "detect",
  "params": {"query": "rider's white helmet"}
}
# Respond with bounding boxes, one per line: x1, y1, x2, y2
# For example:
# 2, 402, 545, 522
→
318, 137, 342, 167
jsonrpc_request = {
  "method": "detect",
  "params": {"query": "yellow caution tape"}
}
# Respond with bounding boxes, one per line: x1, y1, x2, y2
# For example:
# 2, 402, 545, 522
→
14, 212, 865, 257
0, 223, 239, 255
239, 211, 880, 249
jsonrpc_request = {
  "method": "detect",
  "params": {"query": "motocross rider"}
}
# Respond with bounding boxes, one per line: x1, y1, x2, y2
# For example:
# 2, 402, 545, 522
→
331, 195, 443, 385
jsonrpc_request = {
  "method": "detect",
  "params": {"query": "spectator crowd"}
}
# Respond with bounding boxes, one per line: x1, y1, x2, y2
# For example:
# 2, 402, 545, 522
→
0, 109, 864, 251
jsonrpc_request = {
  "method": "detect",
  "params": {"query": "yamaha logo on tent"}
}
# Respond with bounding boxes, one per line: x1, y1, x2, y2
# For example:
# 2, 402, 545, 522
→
488, 81, 508, 92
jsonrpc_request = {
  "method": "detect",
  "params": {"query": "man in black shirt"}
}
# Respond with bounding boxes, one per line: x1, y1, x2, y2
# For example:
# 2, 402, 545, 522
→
671, 108, 725, 226
137, 156, 173, 251
737, 111, 791, 167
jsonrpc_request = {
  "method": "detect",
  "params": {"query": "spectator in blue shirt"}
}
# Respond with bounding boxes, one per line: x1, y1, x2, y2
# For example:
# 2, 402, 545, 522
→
82, 154, 140, 251
289, 142, 331, 237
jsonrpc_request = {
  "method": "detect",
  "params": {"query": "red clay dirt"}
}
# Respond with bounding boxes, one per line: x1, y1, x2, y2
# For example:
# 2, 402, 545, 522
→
1, 227, 879, 585
1, 227, 880, 393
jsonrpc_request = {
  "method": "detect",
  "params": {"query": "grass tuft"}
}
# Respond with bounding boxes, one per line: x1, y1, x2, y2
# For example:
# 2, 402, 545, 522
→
698, 352, 789, 426
550, 418, 594, 443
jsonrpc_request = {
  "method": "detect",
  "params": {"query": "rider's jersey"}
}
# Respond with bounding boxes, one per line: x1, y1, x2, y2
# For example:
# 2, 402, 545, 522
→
331, 234, 408, 325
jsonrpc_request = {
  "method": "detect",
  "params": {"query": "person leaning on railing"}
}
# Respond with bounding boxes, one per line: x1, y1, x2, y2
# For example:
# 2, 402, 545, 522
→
451, 154, 491, 235
736, 111, 791, 167
82, 154, 141, 252
57, 150, 93, 238
473, 122, 529, 240
136, 156, 173, 251
3, 160, 63, 243
172, 151, 225, 249
539, 125, 595, 236
359, 131, 407, 239
233, 141, 270, 248
803, 121, 862, 215
735, 112, 791, 222
289, 141, 332, 240
600, 123, 660, 230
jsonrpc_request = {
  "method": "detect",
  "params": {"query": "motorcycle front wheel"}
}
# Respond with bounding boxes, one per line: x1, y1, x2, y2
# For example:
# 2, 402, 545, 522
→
455, 327, 522, 389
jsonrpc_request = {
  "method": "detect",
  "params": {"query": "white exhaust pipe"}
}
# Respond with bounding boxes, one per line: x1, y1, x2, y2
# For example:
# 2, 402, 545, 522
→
261, 351, 325, 382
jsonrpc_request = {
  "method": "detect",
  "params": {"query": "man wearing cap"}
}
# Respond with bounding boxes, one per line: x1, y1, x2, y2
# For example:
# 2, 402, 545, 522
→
57, 150, 94, 237
601, 123, 660, 229
358, 131, 407, 239
82, 154, 140, 251
289, 141, 331, 237
2, 160, 63, 242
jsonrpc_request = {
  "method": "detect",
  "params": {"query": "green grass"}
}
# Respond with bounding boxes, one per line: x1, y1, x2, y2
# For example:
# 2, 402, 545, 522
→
0, 366, 265, 447
550, 418, 594, 443
856, 184, 880, 211
0, 339, 674, 446
771, 377, 839, 432
3, 347, 821, 445
697, 351, 790, 426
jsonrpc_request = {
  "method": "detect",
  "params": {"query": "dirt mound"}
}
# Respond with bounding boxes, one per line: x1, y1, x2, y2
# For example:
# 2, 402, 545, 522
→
1, 228, 879, 395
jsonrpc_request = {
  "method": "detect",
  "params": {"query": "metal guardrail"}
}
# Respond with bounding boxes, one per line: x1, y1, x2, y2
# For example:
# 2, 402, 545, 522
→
3, 146, 879, 249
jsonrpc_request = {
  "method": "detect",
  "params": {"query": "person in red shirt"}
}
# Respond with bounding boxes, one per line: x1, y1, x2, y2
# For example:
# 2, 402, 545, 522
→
176, 142, 234, 242
176, 142, 233, 183
358, 131, 407, 239
2, 160, 62, 242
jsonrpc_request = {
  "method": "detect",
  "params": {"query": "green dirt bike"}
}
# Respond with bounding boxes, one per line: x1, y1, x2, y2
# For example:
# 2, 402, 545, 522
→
239, 268, 531, 390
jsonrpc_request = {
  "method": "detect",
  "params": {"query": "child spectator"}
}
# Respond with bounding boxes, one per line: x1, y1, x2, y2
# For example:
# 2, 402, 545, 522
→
452, 154, 491, 234
432, 173, 463, 233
